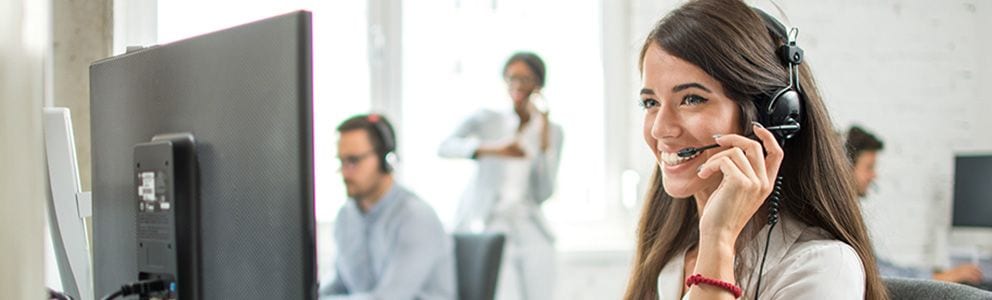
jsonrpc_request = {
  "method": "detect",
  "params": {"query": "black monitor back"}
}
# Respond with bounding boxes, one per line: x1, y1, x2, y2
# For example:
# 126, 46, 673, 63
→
90, 11, 315, 299
952, 154, 992, 228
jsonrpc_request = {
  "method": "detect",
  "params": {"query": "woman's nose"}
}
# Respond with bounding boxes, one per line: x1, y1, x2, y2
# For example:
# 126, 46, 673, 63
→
651, 106, 681, 140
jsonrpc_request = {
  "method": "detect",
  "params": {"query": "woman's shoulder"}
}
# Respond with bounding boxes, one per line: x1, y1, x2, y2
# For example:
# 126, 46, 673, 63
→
759, 224, 866, 298
777, 224, 865, 285
789, 237, 861, 266
787, 224, 862, 266
471, 108, 501, 119
453, 109, 501, 127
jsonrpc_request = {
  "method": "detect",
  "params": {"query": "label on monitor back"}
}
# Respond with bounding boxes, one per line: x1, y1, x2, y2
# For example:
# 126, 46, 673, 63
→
134, 143, 177, 275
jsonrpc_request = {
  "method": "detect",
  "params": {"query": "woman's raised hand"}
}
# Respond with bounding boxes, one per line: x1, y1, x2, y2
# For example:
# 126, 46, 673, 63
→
696, 123, 784, 243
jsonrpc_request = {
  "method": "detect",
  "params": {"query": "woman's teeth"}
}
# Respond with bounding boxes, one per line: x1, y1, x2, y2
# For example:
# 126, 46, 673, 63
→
660, 150, 700, 166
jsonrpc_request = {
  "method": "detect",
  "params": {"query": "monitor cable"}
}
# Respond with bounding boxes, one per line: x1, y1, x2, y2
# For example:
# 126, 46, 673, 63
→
100, 278, 172, 300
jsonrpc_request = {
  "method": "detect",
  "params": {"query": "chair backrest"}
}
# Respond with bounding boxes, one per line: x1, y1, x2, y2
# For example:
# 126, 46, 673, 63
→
883, 277, 992, 300
453, 233, 506, 300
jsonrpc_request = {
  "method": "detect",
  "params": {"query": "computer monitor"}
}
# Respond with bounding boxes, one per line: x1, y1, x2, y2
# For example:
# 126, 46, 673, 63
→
90, 11, 315, 299
952, 154, 992, 228
44, 107, 93, 300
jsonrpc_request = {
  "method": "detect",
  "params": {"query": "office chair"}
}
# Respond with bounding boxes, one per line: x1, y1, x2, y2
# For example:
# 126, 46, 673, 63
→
883, 276, 992, 299
453, 233, 506, 300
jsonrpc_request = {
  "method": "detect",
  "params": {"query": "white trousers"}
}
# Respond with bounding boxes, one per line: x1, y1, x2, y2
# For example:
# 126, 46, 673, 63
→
490, 215, 556, 300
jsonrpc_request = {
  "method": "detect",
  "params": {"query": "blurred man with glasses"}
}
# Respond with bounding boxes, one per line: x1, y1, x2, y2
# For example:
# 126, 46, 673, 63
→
320, 114, 455, 300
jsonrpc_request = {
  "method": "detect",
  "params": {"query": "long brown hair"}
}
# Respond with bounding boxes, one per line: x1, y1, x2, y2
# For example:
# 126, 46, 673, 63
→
624, 0, 888, 299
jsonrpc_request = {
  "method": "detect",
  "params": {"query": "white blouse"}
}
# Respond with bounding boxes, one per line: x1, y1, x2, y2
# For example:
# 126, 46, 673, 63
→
438, 107, 563, 241
656, 215, 866, 299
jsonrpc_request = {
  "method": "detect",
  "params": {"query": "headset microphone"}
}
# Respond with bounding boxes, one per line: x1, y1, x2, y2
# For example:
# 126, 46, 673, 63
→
676, 124, 800, 158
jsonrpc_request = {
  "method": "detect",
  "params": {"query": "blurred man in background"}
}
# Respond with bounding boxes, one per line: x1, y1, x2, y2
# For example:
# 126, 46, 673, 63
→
846, 125, 983, 284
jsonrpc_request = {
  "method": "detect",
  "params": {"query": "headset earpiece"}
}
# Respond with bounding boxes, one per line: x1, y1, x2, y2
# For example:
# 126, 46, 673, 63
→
367, 114, 396, 173
766, 89, 802, 142
752, 8, 805, 146
383, 152, 398, 172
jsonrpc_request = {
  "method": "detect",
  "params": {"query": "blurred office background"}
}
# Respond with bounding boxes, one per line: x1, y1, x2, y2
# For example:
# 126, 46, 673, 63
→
4, 0, 992, 298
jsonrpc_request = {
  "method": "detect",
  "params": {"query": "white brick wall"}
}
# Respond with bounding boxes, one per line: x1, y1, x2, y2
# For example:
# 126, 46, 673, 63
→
775, 0, 992, 269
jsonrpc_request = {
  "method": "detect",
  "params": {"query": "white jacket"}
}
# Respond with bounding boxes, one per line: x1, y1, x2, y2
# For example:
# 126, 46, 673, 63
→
438, 107, 563, 242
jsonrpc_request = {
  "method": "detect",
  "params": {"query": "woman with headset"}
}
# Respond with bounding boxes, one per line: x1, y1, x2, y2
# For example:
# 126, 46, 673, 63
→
624, 0, 888, 299
439, 52, 563, 300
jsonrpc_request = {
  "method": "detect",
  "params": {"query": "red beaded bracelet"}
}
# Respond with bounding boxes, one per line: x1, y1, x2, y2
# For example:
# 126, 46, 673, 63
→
685, 273, 742, 298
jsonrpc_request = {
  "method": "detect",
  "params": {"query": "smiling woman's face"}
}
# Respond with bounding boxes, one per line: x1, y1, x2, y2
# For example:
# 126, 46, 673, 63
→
640, 44, 743, 198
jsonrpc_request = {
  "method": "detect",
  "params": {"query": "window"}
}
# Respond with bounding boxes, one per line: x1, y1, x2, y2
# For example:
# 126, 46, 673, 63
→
401, 0, 617, 251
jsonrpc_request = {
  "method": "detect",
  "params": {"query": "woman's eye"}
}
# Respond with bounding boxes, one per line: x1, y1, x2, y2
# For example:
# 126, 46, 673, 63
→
639, 98, 659, 109
681, 94, 708, 106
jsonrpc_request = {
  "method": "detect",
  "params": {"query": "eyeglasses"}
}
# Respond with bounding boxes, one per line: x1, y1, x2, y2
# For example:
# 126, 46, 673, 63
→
505, 75, 538, 87
337, 151, 375, 170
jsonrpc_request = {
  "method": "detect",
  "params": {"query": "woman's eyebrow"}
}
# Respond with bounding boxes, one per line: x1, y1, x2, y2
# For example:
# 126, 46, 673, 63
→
672, 82, 712, 93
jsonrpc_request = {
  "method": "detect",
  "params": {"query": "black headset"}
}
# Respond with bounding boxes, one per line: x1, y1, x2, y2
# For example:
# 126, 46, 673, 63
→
750, 8, 807, 300
366, 114, 397, 173
752, 8, 804, 146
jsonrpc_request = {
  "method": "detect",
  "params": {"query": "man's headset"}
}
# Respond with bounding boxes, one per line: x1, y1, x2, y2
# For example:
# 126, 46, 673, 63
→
752, 7, 804, 145
366, 114, 397, 173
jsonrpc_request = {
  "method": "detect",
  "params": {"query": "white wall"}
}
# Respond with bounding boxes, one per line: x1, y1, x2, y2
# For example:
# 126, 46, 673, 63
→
555, 250, 632, 300
0, 0, 49, 298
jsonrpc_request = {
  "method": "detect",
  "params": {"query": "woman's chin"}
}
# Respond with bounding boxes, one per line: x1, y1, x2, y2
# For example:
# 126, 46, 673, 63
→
661, 180, 695, 199
667, 191, 693, 199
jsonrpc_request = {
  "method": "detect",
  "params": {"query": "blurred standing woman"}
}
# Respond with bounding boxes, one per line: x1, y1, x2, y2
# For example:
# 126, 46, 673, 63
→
625, 0, 888, 299
439, 52, 563, 300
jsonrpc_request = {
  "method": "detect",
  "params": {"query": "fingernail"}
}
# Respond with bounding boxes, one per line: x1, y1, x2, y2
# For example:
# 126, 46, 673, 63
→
712, 134, 723, 139
752, 121, 764, 128
697, 165, 703, 173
